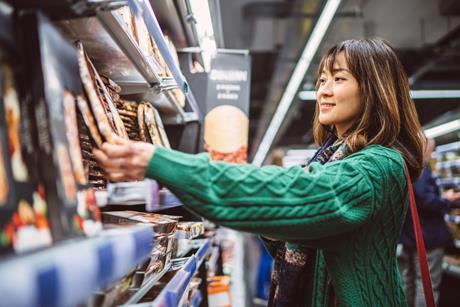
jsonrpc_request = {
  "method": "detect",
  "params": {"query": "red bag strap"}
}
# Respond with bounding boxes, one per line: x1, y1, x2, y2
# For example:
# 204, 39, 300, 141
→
403, 162, 436, 307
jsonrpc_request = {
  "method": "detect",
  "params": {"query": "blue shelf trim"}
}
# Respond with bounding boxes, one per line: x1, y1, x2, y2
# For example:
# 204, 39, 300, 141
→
196, 239, 211, 267
0, 225, 153, 307
153, 239, 211, 306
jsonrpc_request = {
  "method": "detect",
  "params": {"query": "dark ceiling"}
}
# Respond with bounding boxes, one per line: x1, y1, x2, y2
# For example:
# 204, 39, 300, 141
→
219, 0, 460, 162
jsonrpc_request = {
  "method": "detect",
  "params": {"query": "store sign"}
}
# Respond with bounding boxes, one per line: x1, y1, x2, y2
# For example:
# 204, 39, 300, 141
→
206, 53, 251, 114
204, 52, 251, 163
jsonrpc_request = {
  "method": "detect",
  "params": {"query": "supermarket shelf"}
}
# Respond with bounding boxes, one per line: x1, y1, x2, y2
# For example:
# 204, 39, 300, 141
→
177, 283, 193, 307
158, 89, 186, 121
123, 261, 172, 305
443, 261, 460, 279
130, 0, 202, 122
208, 246, 220, 276
8, 0, 124, 19
56, 16, 160, 85
152, 239, 211, 306
195, 239, 212, 267
445, 214, 460, 224
100, 181, 183, 212
149, 0, 199, 48
116, 81, 193, 124
51, 0, 201, 124
161, 77, 179, 90
97, 9, 163, 84
190, 290, 203, 307
438, 177, 460, 187
0, 2, 15, 54
455, 240, 460, 249
177, 239, 209, 259
436, 141, 460, 154
55, 11, 188, 120
0, 225, 153, 307
436, 160, 460, 169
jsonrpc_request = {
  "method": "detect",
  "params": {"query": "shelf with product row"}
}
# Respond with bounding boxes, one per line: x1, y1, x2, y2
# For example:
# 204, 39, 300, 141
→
12, 0, 201, 125
152, 239, 211, 306
445, 214, 460, 224
455, 240, 460, 249
443, 260, 460, 279
436, 141, 460, 154
120, 238, 211, 306
437, 177, 460, 188
0, 1, 222, 306
436, 160, 460, 170
435, 141, 460, 183
0, 223, 213, 307
0, 225, 153, 307
95, 180, 184, 213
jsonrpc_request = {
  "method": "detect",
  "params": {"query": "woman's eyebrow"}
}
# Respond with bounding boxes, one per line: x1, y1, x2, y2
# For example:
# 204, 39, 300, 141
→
331, 68, 351, 73
320, 68, 350, 75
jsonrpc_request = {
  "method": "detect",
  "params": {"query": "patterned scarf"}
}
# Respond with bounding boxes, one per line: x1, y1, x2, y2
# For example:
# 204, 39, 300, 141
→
267, 135, 350, 307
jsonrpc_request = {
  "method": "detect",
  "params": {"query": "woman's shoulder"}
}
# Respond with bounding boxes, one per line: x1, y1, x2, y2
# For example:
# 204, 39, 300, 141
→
345, 145, 404, 172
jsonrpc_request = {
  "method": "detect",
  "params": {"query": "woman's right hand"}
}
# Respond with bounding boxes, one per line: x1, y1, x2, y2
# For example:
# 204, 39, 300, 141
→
93, 134, 156, 182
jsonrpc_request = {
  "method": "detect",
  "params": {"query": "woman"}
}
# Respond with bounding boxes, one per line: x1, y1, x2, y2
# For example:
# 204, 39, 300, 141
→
94, 38, 424, 306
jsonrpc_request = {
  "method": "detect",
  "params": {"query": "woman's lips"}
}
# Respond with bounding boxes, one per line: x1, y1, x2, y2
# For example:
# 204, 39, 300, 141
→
320, 102, 336, 110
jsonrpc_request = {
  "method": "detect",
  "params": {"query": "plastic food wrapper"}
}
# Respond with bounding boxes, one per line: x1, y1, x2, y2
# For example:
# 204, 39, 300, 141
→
0, 63, 53, 255
175, 221, 205, 239
143, 102, 162, 145
102, 211, 180, 236
151, 105, 170, 148
77, 42, 128, 142
19, 11, 102, 240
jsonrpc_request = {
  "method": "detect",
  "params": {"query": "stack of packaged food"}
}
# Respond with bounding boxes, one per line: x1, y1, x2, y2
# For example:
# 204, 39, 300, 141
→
102, 211, 180, 283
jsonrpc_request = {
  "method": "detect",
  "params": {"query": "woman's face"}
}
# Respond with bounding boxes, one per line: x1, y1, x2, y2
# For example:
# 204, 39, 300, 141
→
316, 52, 362, 136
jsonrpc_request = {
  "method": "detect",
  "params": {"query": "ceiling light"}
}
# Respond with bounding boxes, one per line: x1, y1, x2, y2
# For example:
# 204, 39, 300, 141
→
252, 0, 342, 167
425, 120, 460, 138
297, 91, 317, 101
298, 89, 460, 101
410, 90, 460, 99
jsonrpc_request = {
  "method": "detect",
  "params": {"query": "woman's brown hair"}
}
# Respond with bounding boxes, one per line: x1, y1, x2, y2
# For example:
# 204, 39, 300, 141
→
313, 38, 424, 179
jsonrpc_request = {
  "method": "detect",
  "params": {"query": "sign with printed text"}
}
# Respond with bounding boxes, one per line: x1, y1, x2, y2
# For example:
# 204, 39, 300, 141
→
204, 52, 251, 163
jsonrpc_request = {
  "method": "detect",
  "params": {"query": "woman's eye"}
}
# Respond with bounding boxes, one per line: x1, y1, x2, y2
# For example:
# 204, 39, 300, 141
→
335, 77, 345, 82
319, 78, 326, 84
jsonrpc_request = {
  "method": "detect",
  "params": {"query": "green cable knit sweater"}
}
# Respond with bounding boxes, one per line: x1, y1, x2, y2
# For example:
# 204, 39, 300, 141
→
145, 145, 408, 306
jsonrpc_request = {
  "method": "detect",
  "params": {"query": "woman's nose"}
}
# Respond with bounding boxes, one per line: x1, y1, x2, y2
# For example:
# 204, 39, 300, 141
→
318, 81, 333, 97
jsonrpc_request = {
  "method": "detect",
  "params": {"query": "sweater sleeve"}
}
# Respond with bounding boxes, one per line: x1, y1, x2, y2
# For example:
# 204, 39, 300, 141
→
145, 147, 387, 241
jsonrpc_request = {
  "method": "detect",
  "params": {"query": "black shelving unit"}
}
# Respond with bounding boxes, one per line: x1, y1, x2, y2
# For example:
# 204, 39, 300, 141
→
0, 0, 216, 306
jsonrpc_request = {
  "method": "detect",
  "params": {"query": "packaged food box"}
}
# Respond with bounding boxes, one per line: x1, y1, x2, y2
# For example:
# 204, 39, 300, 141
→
19, 11, 101, 239
175, 221, 205, 239
102, 211, 179, 236
0, 64, 53, 255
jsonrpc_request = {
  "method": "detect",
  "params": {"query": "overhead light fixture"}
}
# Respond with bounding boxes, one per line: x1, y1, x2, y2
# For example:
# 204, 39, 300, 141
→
425, 120, 460, 138
252, 0, 342, 167
297, 90, 317, 101
188, 0, 217, 72
410, 90, 460, 99
298, 89, 460, 101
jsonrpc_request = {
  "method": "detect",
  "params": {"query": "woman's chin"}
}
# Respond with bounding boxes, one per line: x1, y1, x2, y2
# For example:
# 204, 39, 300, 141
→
318, 118, 333, 126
